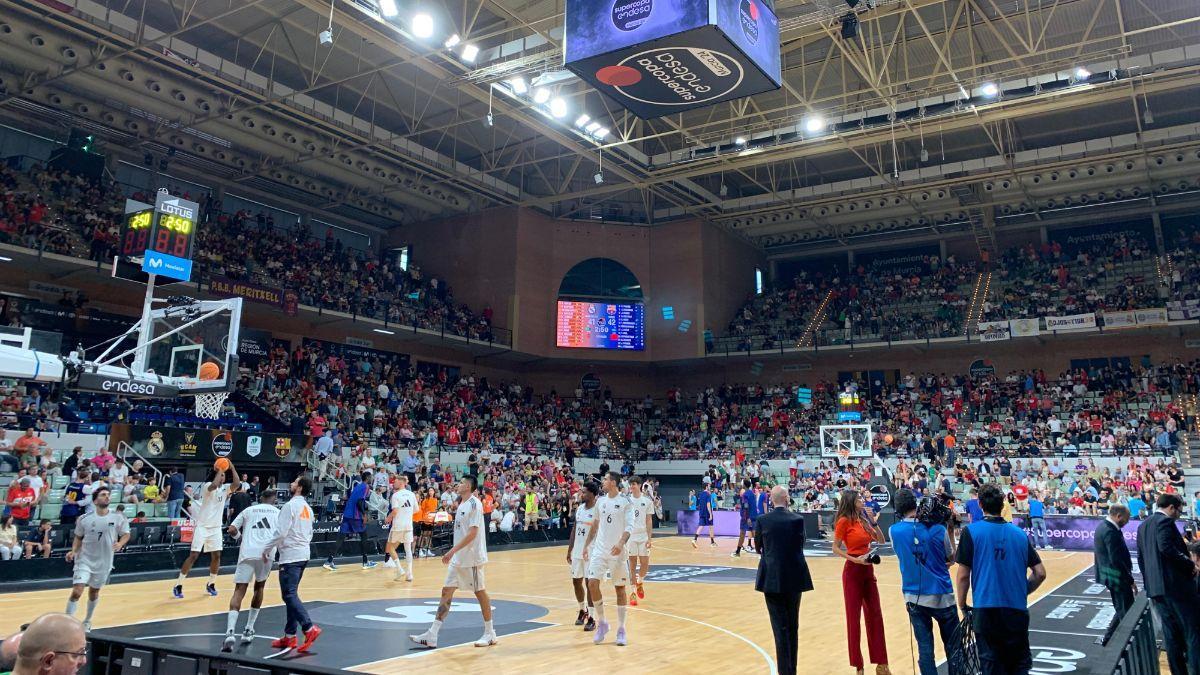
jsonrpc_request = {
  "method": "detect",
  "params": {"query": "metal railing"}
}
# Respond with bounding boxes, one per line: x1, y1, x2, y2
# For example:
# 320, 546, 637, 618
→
1092, 596, 1159, 675
114, 440, 164, 490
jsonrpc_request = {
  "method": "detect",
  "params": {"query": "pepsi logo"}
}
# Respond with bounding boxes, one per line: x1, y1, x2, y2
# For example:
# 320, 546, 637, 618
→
611, 0, 652, 31
739, 0, 760, 45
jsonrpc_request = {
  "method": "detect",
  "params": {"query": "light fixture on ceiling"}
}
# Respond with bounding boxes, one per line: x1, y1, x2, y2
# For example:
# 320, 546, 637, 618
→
533, 88, 551, 104
803, 115, 825, 133
508, 77, 528, 94
0, 256, 11, 262
575, 114, 591, 127
593, 127, 610, 139
444, 33, 461, 48
1073, 67, 1091, 81
595, 149, 604, 183
461, 44, 479, 62
584, 121, 601, 133
980, 82, 999, 97
734, 136, 747, 145
373, 328, 395, 335
379, 0, 398, 17
549, 97, 568, 118
719, 183, 728, 197
319, 29, 333, 45
411, 12, 434, 38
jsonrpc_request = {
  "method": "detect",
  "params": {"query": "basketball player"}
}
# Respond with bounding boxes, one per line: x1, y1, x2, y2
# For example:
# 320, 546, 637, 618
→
64, 486, 129, 631
222, 490, 279, 652
174, 461, 241, 598
385, 474, 417, 582
693, 483, 717, 548
324, 470, 378, 570
733, 479, 759, 558
265, 475, 320, 653
626, 477, 654, 605
567, 481, 598, 630
410, 475, 497, 649
583, 471, 634, 646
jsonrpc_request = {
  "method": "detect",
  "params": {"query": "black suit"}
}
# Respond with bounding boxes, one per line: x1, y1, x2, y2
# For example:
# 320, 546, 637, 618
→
1093, 519, 1134, 645
754, 506, 814, 675
1136, 511, 1200, 675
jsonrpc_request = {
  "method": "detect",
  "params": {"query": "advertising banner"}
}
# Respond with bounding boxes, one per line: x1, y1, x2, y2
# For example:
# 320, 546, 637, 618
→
108, 424, 307, 464
1134, 307, 1168, 326
977, 320, 1011, 342
855, 244, 939, 275
1045, 313, 1097, 332
237, 328, 274, 367
1102, 310, 1137, 328
209, 275, 285, 310
1009, 317, 1041, 338
1047, 219, 1153, 257
1168, 300, 1200, 321
1012, 515, 1182, 551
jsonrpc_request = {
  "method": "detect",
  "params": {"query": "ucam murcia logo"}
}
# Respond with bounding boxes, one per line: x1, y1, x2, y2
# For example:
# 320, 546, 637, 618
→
739, 0, 760, 45
594, 47, 744, 107
611, 0, 651, 31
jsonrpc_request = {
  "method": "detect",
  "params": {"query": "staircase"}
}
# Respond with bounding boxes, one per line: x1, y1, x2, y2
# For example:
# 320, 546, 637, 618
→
1180, 396, 1200, 512
963, 269, 993, 336
797, 288, 835, 348
303, 445, 389, 519
1155, 254, 1174, 299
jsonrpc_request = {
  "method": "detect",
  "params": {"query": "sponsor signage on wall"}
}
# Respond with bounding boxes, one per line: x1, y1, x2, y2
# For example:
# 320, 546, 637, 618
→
977, 320, 1011, 342
1047, 219, 1153, 257
1009, 317, 1040, 337
855, 244, 940, 275
209, 275, 287, 310
73, 372, 181, 398
108, 424, 306, 464
1012, 514, 1182, 551
1045, 312, 1097, 332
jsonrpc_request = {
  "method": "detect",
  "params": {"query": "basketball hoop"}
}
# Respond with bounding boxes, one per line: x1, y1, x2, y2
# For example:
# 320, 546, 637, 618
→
193, 392, 228, 419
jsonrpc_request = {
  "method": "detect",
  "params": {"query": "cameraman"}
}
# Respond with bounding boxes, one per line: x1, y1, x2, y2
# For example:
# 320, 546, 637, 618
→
889, 489, 960, 675
956, 483, 1047, 675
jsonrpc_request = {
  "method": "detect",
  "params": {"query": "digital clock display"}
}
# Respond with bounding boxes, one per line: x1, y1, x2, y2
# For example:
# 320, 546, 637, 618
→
157, 213, 193, 234
118, 195, 199, 261
119, 207, 154, 258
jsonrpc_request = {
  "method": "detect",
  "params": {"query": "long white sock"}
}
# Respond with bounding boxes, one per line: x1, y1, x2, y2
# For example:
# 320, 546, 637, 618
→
594, 600, 606, 622
65, 599, 77, 616
404, 542, 414, 570
176, 573, 186, 583
578, 600, 586, 610
226, 610, 238, 634
483, 620, 494, 635
246, 608, 260, 631
85, 600, 98, 622
429, 619, 443, 638
207, 574, 218, 586
617, 605, 627, 629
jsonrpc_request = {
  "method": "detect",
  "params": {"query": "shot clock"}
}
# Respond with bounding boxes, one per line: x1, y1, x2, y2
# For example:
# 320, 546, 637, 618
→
118, 192, 199, 282
119, 203, 154, 258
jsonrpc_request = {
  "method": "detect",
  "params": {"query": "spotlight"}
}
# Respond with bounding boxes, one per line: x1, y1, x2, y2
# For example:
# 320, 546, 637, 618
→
594, 172, 604, 184
485, 112, 494, 127
318, 29, 333, 45
411, 13, 434, 38
508, 77, 528, 94
575, 114, 591, 127
461, 44, 479, 62
379, 0, 398, 17
980, 82, 999, 97
1073, 67, 1090, 81
719, 183, 728, 197
584, 121, 601, 133
734, 136, 747, 145
593, 127, 610, 139
803, 115, 825, 133
444, 33, 461, 48
549, 97, 568, 118
533, 88, 551, 104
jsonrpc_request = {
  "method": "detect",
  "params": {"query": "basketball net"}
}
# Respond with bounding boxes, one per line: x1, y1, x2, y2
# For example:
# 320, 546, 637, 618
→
193, 392, 228, 419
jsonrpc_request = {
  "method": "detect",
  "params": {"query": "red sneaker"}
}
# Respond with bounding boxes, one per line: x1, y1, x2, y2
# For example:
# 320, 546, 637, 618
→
629, 595, 638, 606
297, 625, 322, 653
270, 636, 297, 650
636, 584, 645, 599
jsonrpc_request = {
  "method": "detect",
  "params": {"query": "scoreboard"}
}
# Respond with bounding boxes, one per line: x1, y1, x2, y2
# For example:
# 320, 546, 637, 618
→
556, 300, 645, 350
118, 192, 199, 282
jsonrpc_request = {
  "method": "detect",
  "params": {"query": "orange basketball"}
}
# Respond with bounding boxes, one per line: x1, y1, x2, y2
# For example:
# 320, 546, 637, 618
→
214, 457, 231, 472
198, 361, 222, 381
883, 434, 894, 445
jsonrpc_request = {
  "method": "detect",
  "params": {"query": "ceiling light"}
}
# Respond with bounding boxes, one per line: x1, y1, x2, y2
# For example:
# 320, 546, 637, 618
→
980, 82, 999, 97
411, 13, 434, 38
379, 0, 398, 17
0, 256, 11, 262
734, 136, 747, 145
461, 44, 479, 62
444, 33, 461, 48
373, 328, 395, 335
593, 127, 610, 139
533, 88, 551, 104
584, 121, 601, 133
549, 97, 568, 118
575, 114, 591, 127
594, 172, 604, 184
508, 77, 528, 94
1073, 67, 1091, 80
803, 115, 825, 133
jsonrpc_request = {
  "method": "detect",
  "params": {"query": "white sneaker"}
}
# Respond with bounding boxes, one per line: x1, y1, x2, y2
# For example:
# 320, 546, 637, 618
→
394, 567, 405, 581
82, 621, 92, 633
406, 573, 414, 582
221, 633, 236, 652
241, 628, 255, 644
409, 631, 437, 648
383, 559, 397, 568
474, 632, 498, 647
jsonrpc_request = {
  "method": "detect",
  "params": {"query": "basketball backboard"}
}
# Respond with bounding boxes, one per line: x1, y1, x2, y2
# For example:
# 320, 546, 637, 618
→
819, 423, 874, 460
138, 298, 242, 394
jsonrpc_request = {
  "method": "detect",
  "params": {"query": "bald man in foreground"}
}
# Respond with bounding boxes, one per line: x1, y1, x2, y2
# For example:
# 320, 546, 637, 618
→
11, 613, 87, 675
753, 485, 814, 675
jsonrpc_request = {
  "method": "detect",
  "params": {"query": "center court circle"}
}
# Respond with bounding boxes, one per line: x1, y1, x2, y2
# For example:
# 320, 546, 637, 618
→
307, 597, 548, 631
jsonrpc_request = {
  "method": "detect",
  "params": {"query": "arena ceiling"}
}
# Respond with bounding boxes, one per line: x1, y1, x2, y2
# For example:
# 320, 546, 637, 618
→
0, 0, 1198, 252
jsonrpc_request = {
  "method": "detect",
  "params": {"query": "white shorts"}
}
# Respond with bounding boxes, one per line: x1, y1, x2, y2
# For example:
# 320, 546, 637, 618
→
627, 538, 649, 557
233, 559, 271, 584
569, 553, 587, 579
72, 565, 108, 589
388, 528, 414, 545
444, 564, 486, 592
190, 527, 223, 553
586, 553, 630, 587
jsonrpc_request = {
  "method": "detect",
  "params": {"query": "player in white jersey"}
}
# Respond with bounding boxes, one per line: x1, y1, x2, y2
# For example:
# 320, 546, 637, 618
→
567, 481, 599, 630
222, 490, 280, 652
384, 474, 417, 581
410, 475, 497, 649
174, 461, 241, 599
583, 471, 635, 646
625, 476, 655, 605
64, 486, 130, 631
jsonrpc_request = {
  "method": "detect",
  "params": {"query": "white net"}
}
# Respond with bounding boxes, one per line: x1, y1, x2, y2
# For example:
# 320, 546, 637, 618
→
193, 392, 229, 419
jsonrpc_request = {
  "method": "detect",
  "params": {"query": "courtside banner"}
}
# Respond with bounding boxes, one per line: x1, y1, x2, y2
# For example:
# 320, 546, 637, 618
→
977, 320, 1011, 342
1012, 515, 1182, 551
1168, 300, 1200, 321
1102, 310, 1137, 328
1045, 312, 1097, 332
1008, 317, 1040, 338
1134, 307, 1168, 326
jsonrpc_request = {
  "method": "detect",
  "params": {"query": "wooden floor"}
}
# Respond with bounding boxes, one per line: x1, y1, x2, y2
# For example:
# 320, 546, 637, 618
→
0, 537, 1094, 674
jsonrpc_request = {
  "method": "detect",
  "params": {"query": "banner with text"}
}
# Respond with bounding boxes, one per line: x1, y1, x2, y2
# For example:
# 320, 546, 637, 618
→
1009, 318, 1041, 338
1047, 219, 1153, 257
1169, 299, 1200, 321
1134, 307, 1168, 326
855, 244, 940, 276
977, 320, 1011, 342
1045, 312, 1097, 332
1102, 310, 1137, 328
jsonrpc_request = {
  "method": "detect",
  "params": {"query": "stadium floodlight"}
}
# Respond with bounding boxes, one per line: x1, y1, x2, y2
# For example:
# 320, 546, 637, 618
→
461, 44, 479, 62
575, 114, 591, 127
533, 88, 551, 104
1073, 67, 1091, 81
508, 77, 528, 94
549, 97, 568, 118
734, 136, 747, 145
444, 33, 461, 48
584, 121, 601, 133
593, 127, 610, 140
804, 115, 825, 133
379, 0, 399, 17
411, 12, 434, 38
980, 82, 999, 97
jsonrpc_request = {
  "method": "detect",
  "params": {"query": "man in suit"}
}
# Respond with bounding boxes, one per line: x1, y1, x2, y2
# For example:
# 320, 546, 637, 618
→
1136, 493, 1200, 675
1093, 504, 1135, 646
754, 485, 814, 675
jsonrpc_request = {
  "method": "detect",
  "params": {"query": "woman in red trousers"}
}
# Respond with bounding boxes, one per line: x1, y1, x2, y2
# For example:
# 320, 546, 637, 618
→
833, 489, 891, 675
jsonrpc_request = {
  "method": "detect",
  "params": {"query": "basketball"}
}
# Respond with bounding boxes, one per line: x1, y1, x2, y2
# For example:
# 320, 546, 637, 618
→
883, 433, 894, 445
198, 361, 221, 381
213, 457, 231, 472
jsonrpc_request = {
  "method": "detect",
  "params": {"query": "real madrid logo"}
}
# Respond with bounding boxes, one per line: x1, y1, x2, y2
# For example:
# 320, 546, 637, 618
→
147, 430, 165, 456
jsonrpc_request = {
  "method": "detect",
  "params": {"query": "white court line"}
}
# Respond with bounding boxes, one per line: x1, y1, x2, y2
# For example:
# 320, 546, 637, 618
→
132, 632, 292, 659
352, 624, 559, 665
1029, 629, 1103, 637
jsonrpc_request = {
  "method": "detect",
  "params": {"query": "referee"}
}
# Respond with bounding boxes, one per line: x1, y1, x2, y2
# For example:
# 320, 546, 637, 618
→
955, 483, 1047, 674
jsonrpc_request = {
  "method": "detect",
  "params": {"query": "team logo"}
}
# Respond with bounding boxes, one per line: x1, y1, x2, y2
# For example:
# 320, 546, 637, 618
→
739, 0, 760, 45
868, 483, 892, 509
275, 436, 292, 459
147, 430, 165, 456
611, 0, 651, 31
595, 48, 744, 108
179, 432, 198, 458
246, 435, 262, 458
212, 431, 234, 458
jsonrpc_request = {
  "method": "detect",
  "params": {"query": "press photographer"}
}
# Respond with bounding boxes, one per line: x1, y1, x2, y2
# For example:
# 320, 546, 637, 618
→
888, 489, 960, 675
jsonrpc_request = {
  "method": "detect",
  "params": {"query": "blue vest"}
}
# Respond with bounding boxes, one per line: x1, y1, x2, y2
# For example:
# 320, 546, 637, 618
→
890, 519, 953, 597
965, 518, 1032, 610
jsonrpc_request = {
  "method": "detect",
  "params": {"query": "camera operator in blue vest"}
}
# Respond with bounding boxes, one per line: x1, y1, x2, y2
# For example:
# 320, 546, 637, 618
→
889, 489, 961, 675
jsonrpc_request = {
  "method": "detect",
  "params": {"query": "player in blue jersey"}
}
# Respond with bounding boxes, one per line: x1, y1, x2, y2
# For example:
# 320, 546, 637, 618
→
732, 479, 759, 558
756, 485, 769, 522
692, 485, 717, 548
323, 471, 378, 571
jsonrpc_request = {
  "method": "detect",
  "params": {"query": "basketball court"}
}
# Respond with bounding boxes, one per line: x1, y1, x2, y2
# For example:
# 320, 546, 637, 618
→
0, 536, 1099, 674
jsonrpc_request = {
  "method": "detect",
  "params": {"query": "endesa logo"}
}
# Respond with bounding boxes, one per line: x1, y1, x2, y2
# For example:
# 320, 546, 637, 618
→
595, 47, 743, 107
611, 0, 651, 31
739, 0, 760, 45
